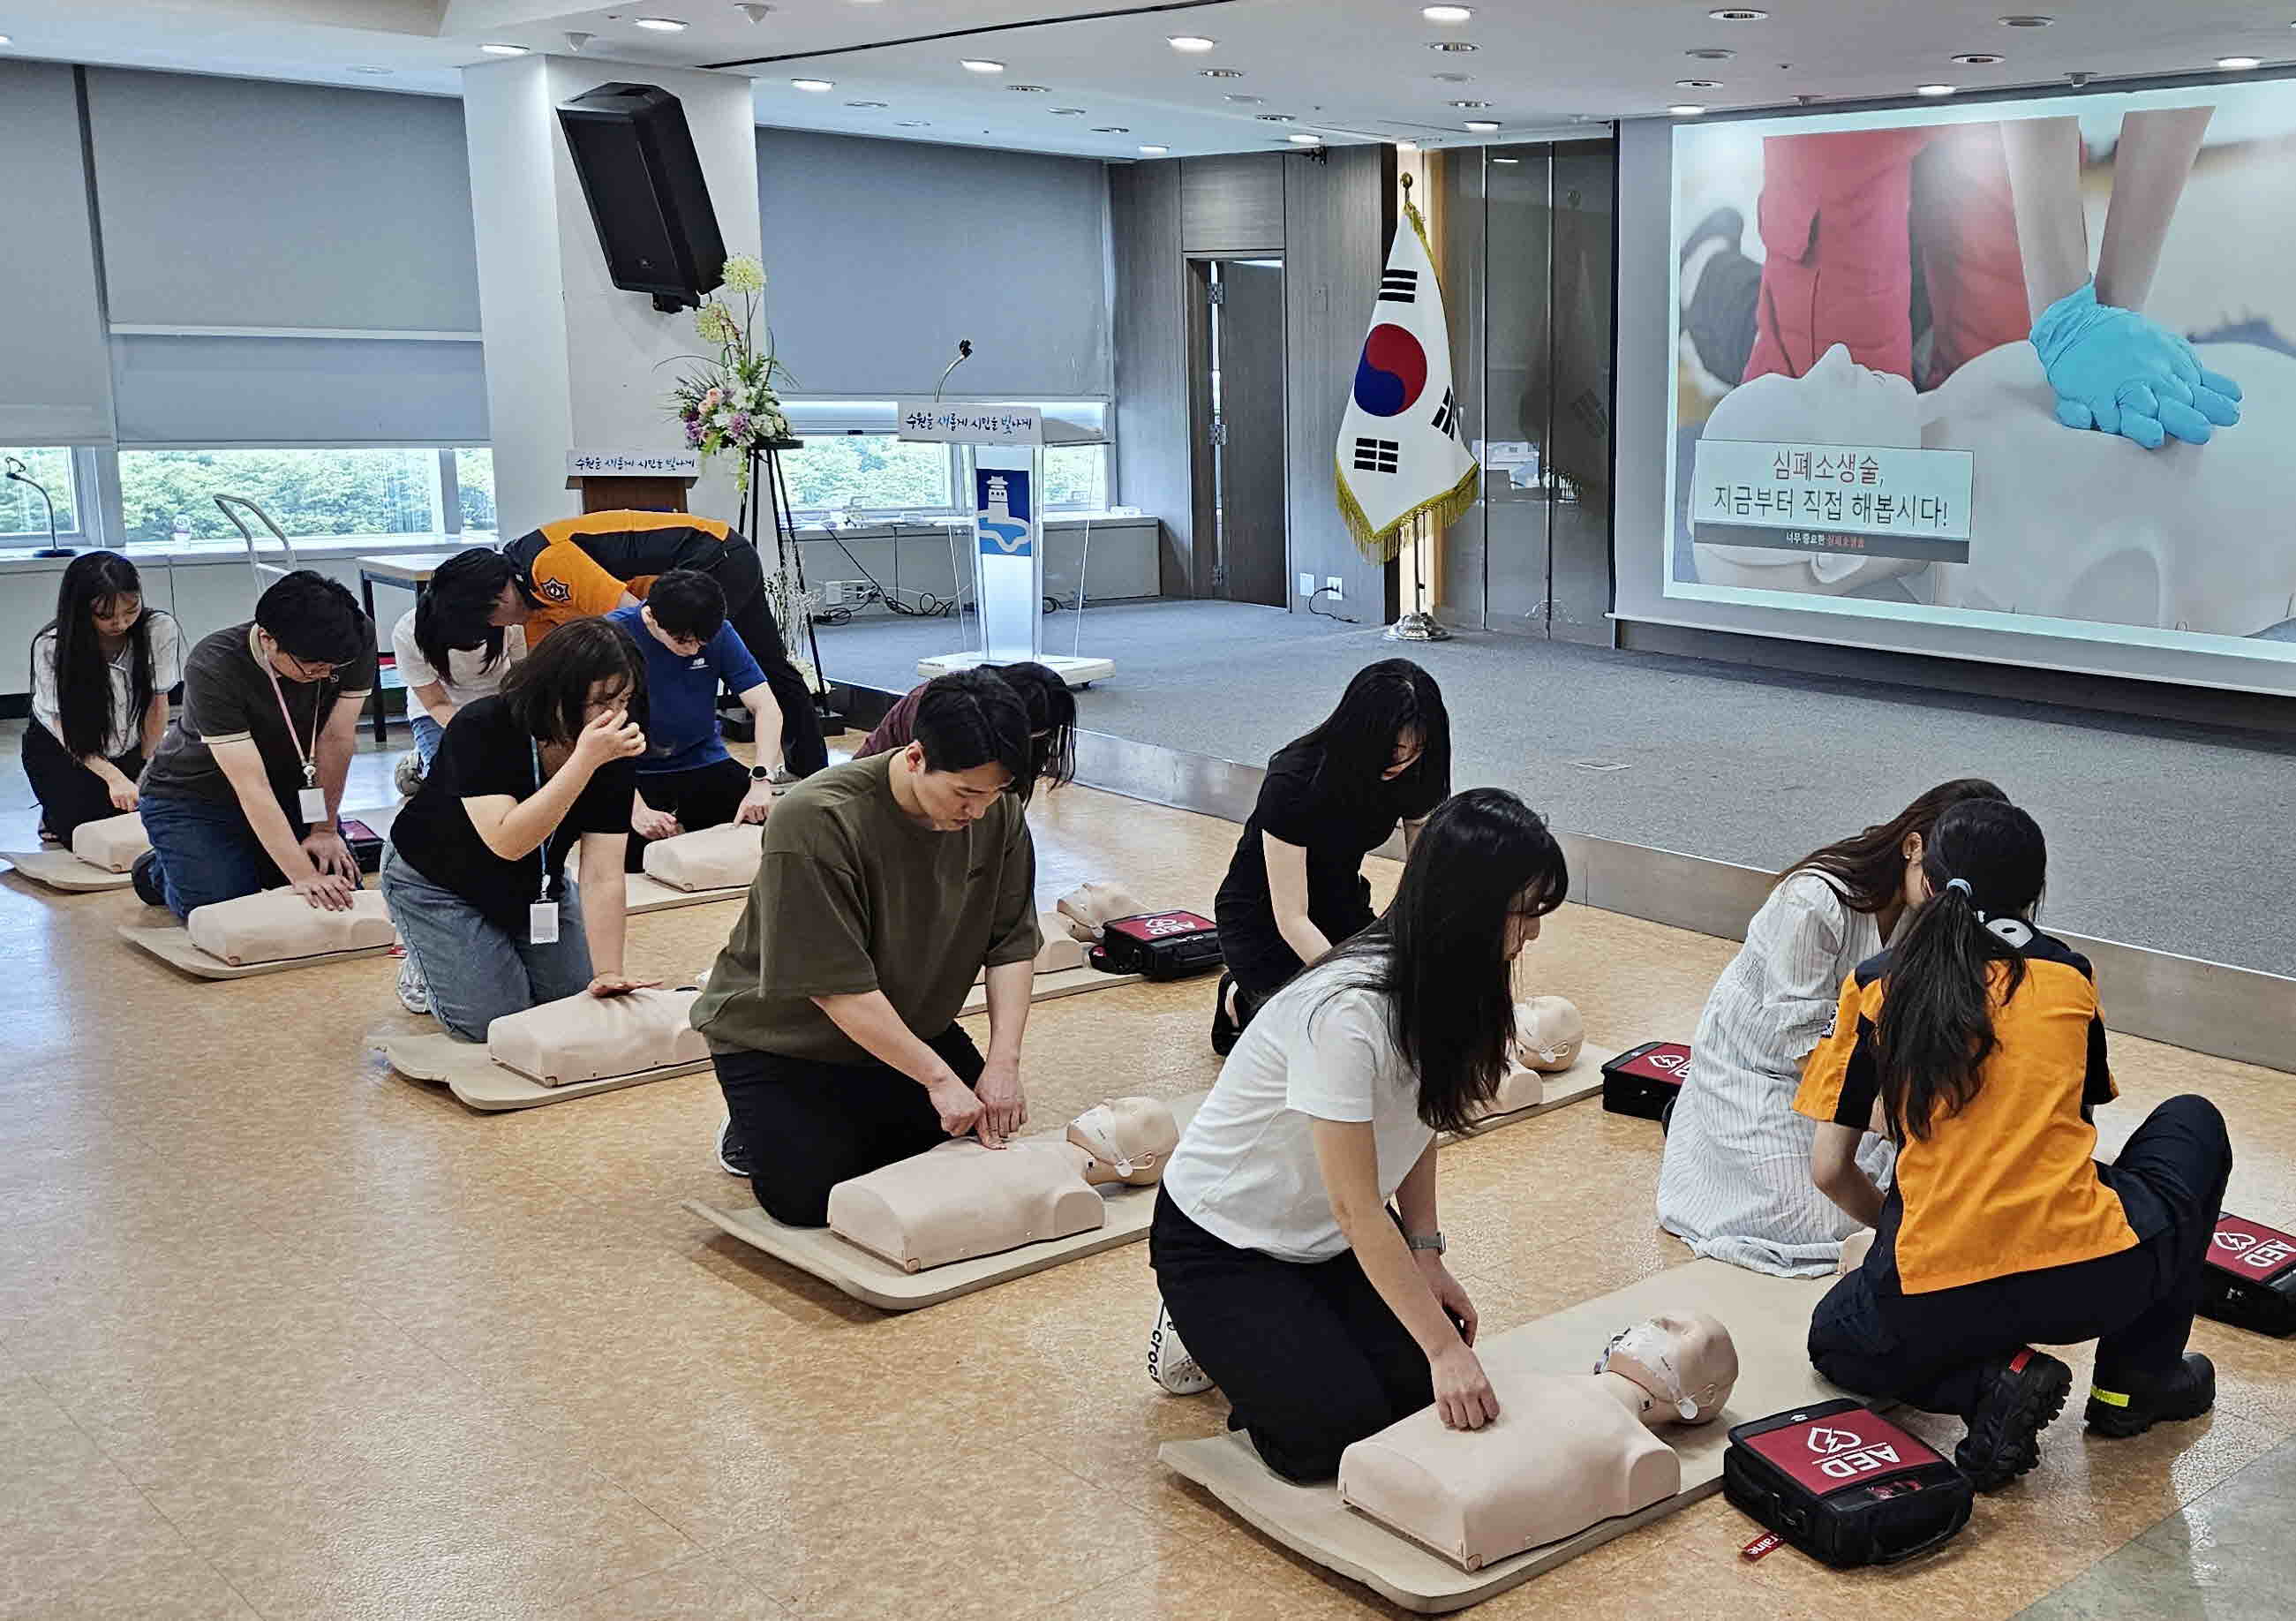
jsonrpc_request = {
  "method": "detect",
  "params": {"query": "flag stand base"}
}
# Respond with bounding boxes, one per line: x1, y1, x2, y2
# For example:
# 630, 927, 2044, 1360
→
1385, 611, 1452, 643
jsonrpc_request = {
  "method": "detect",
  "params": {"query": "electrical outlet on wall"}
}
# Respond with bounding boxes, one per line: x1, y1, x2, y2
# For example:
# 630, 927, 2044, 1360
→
1298, 572, 1316, 598
1325, 576, 1344, 600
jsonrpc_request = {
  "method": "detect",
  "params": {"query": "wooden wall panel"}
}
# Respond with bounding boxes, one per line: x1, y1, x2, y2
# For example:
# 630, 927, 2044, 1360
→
1179, 153, 1285, 255
1109, 160, 1196, 595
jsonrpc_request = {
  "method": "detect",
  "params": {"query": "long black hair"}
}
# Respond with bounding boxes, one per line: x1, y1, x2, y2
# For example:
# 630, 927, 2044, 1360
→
39, 551, 159, 759
990, 660, 1079, 792
499, 617, 648, 747
1875, 798, 2048, 1142
1778, 777, 2007, 913
1315, 787, 1570, 1135
1292, 659, 1451, 817
414, 548, 527, 681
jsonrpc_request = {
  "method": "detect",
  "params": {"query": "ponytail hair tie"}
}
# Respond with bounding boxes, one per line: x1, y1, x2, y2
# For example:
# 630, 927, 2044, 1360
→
1943, 878, 1973, 899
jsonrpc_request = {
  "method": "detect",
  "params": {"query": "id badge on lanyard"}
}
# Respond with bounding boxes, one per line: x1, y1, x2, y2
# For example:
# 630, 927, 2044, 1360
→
262, 652, 329, 825
529, 738, 559, 944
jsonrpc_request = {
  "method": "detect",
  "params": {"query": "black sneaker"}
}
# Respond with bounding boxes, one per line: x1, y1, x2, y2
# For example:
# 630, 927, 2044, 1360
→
1954, 1347, 2072, 1491
130, 848, 166, 909
2085, 1353, 2217, 1439
716, 1115, 752, 1178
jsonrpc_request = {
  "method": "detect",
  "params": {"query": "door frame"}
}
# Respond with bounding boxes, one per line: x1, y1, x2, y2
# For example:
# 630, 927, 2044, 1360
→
1185, 253, 1289, 604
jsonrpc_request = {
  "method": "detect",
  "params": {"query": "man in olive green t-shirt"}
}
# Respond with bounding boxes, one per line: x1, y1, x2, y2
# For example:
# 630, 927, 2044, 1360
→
694, 668, 1043, 1225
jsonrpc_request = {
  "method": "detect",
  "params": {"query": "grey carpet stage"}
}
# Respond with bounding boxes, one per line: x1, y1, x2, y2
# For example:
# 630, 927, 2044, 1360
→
818, 599, 2296, 978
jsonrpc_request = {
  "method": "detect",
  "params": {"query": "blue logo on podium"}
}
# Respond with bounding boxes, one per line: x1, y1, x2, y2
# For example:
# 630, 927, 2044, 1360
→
975, 468, 1034, 557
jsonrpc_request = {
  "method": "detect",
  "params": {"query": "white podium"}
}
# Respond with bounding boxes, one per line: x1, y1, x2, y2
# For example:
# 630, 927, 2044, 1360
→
896, 401, 1113, 688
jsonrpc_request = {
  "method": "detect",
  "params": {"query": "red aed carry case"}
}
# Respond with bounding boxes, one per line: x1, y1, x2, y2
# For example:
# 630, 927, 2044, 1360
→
2199, 1212, 2296, 1337
1088, 910, 1223, 982
340, 817, 385, 876
1602, 1041, 1690, 1121
1722, 1399, 1972, 1568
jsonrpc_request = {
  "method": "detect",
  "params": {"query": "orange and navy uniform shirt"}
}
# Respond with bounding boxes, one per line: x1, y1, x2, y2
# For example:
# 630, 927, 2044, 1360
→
502, 511, 745, 642
1792, 920, 2153, 1295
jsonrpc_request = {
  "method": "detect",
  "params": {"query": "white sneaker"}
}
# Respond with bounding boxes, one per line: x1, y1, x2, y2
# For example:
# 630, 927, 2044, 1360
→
1148, 1301, 1214, 1396
394, 751, 425, 798
395, 950, 430, 1015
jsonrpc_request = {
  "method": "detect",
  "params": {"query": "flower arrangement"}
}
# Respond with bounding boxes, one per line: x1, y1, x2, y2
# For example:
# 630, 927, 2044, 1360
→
666, 254, 794, 496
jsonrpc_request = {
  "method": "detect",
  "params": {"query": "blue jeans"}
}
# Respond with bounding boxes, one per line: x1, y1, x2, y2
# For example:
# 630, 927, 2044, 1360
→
410, 712, 445, 770
138, 791, 293, 921
380, 846, 593, 1042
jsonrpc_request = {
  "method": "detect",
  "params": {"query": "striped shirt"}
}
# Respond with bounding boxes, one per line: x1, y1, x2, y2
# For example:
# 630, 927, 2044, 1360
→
1656, 870, 1896, 1276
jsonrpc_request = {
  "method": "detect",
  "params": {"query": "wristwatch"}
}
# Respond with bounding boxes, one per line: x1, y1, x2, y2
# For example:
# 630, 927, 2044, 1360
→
1405, 1232, 1447, 1255
749, 764, 772, 782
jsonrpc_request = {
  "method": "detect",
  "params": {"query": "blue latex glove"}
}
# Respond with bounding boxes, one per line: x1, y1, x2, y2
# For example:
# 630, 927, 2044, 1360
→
2029, 283, 2242, 449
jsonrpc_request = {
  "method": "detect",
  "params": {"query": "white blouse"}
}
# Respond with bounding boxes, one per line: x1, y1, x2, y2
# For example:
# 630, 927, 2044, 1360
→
30, 613, 183, 759
1656, 869, 1896, 1276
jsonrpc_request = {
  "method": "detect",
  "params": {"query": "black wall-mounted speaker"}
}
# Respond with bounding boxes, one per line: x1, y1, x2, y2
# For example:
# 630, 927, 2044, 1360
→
557, 82, 726, 313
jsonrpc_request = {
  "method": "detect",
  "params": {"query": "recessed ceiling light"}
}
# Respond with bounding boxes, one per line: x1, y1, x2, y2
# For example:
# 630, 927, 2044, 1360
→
1953, 53, 2005, 64
1686, 47, 1735, 60
0, 34, 14, 47
792, 78, 834, 91
896, 120, 931, 127
1432, 72, 1473, 83
1710, 7, 1767, 19
1998, 14, 2052, 26
349, 64, 394, 74
1492, 156, 1521, 163
1140, 144, 1170, 154
1225, 94, 1264, 103
1289, 132, 1323, 144
632, 17, 688, 31
1255, 112, 1297, 122
1449, 99, 1492, 108
1676, 78, 1722, 88
1396, 139, 1419, 151
1050, 107, 1088, 115
2217, 56, 2263, 70
1167, 35, 1217, 52
1423, 4, 1474, 20
1916, 82, 1957, 95
960, 58, 1005, 72
1463, 119, 1500, 132
1200, 67, 1245, 78
479, 42, 529, 57
1092, 125, 1130, 133
1427, 40, 1479, 52
846, 100, 888, 109
1669, 103, 1710, 116
1006, 83, 1050, 92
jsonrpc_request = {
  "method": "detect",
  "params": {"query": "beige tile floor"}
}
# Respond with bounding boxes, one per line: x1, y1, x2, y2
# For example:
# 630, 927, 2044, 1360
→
1, 748, 2292, 1619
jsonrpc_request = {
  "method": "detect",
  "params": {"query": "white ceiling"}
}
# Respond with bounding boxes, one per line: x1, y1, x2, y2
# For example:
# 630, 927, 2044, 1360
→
4, 0, 2292, 159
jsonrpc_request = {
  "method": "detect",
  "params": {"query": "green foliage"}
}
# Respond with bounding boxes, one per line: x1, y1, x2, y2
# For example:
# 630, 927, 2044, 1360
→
780, 436, 952, 513
0, 448, 79, 538
117, 449, 441, 544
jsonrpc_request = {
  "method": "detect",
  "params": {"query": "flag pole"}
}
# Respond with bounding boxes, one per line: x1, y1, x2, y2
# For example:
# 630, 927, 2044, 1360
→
1384, 177, 1452, 644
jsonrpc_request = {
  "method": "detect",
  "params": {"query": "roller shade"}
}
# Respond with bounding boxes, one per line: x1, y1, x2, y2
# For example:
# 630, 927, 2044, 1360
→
0, 62, 114, 445
757, 128, 1112, 401
110, 333, 488, 449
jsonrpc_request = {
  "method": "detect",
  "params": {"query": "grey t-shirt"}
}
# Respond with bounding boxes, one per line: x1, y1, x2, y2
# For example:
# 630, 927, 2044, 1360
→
692, 752, 1041, 1063
141, 622, 374, 812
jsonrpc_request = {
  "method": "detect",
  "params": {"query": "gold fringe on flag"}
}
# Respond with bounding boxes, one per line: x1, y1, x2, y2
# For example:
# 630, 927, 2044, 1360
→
1336, 456, 1480, 564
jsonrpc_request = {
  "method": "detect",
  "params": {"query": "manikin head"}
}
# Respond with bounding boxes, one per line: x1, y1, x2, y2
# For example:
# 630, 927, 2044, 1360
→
1512, 996, 1584, 1072
1065, 1096, 1180, 1186
1595, 1311, 1738, 1428
1057, 879, 1148, 942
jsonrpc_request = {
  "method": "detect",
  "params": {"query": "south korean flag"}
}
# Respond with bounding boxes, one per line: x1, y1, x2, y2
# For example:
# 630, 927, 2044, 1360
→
1334, 198, 1478, 561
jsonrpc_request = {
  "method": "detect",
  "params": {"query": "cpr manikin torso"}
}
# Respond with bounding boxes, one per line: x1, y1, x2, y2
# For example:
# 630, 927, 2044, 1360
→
1057, 880, 1148, 942
1692, 340, 2296, 637
1338, 1312, 1738, 1572
1476, 997, 1585, 1120
185, 887, 397, 965
969, 913, 1088, 981
640, 821, 762, 892
827, 1097, 1179, 1271
486, 986, 707, 1085
72, 812, 150, 872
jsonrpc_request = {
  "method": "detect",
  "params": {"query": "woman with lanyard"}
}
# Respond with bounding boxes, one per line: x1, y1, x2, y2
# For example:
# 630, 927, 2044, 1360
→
24, 551, 181, 845
1657, 778, 2006, 1275
1149, 788, 1571, 1479
1210, 660, 1450, 1054
1798, 798, 2231, 1489
379, 619, 658, 1039
133, 570, 371, 919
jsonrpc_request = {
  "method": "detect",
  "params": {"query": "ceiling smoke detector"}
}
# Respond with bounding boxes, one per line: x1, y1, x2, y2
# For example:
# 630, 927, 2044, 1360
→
735, 3, 773, 21
563, 31, 595, 51
1201, 68, 1245, 79
1709, 7, 1767, 19
1676, 78, 1721, 88
1953, 52, 2005, 64
1427, 41, 1479, 52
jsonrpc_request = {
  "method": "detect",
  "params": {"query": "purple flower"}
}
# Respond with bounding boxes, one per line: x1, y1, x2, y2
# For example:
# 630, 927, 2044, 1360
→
685, 420, 704, 445
728, 413, 751, 437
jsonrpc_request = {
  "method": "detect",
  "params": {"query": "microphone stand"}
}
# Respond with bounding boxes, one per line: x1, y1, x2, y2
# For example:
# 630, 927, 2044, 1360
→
3, 457, 73, 558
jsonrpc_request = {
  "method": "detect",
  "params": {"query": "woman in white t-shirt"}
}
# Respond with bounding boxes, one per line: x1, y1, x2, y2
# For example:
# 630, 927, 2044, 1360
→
1655, 778, 2006, 1276
392, 548, 530, 795
25, 551, 182, 843
1148, 787, 1571, 1482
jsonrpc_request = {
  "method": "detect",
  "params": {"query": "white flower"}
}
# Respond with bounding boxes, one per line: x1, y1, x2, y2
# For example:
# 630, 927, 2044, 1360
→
713, 411, 735, 429
722, 254, 766, 295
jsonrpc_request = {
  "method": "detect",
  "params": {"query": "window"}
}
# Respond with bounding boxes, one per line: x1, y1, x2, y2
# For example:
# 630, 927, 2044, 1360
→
454, 447, 497, 534
0, 448, 82, 542
117, 448, 444, 545
780, 435, 955, 516
1042, 444, 1109, 510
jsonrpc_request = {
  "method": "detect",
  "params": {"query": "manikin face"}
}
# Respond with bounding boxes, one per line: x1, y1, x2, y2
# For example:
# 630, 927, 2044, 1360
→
640, 606, 706, 660
1514, 995, 1585, 1072
1065, 1096, 1180, 1183
91, 592, 144, 641
1601, 1310, 1739, 1427
899, 743, 1012, 831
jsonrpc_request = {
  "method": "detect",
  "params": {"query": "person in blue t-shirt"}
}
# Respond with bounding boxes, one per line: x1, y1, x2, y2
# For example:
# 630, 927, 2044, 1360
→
607, 570, 780, 871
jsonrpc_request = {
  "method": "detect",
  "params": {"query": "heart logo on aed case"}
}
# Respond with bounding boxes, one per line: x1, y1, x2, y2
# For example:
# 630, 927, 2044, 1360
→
1805, 1426, 1865, 1455
2216, 1231, 2257, 1253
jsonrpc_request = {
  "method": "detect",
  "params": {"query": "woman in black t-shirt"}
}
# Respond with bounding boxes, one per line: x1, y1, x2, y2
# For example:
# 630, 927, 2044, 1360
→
379, 619, 657, 1041
1210, 660, 1451, 1052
